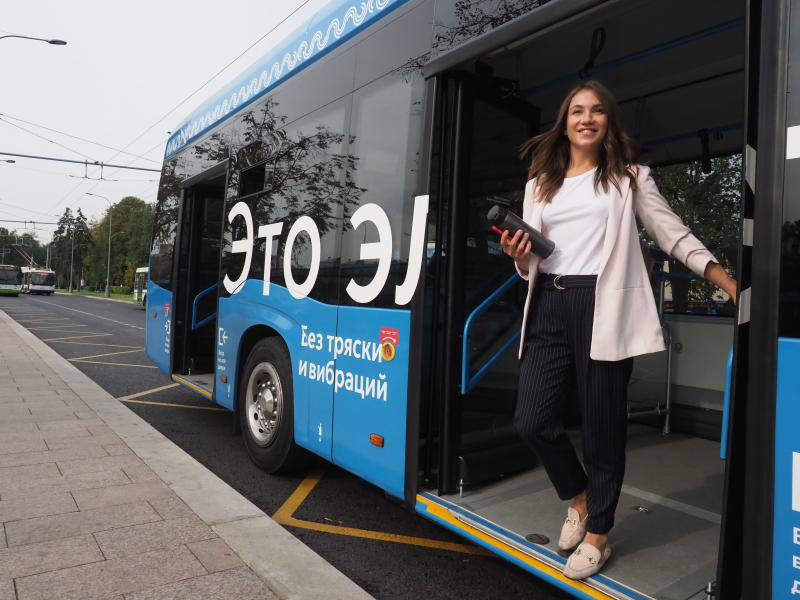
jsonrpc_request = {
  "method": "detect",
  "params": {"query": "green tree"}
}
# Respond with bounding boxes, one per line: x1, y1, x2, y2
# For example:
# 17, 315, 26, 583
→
51, 208, 89, 290
650, 155, 742, 303
84, 197, 153, 289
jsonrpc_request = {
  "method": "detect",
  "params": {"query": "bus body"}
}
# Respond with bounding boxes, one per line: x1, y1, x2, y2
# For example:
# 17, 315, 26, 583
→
0, 265, 22, 296
145, 1, 799, 598
133, 267, 148, 306
21, 267, 55, 295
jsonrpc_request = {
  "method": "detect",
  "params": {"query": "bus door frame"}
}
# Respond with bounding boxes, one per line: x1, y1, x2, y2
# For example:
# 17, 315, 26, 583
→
171, 159, 230, 379
419, 69, 539, 496
717, 0, 791, 598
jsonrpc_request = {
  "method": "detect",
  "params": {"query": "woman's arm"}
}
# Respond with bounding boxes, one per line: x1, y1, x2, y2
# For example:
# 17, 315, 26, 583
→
634, 166, 737, 302
704, 261, 738, 303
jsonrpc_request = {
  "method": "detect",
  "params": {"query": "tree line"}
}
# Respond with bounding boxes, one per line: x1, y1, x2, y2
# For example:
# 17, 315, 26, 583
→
1, 196, 153, 292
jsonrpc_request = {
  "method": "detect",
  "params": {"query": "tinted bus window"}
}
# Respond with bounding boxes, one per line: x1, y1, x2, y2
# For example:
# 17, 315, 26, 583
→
221, 99, 349, 303
0, 266, 22, 284
31, 272, 55, 286
340, 72, 425, 307
150, 159, 183, 289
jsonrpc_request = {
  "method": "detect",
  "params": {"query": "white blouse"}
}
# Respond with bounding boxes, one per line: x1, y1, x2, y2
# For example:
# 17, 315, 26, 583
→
537, 167, 610, 275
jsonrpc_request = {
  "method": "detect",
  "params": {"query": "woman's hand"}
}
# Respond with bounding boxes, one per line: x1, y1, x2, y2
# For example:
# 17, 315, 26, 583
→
500, 229, 532, 273
704, 262, 738, 304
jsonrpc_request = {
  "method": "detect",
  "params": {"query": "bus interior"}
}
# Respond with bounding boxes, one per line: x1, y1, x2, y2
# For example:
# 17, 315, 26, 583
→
171, 172, 226, 390
425, 1, 743, 598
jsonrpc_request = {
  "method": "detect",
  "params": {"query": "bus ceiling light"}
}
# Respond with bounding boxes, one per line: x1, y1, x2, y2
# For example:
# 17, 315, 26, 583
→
369, 433, 384, 448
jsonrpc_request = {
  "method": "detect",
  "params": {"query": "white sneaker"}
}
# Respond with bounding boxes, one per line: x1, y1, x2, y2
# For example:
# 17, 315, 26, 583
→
563, 542, 612, 580
558, 506, 588, 551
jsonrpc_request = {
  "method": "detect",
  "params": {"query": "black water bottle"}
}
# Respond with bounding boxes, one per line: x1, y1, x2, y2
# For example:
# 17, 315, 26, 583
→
487, 205, 555, 259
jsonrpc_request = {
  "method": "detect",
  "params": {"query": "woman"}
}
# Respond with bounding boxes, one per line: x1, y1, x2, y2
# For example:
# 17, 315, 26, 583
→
500, 80, 736, 580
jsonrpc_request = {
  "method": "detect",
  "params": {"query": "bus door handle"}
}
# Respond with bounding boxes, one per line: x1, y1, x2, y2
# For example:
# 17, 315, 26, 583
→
191, 283, 219, 331
720, 345, 734, 459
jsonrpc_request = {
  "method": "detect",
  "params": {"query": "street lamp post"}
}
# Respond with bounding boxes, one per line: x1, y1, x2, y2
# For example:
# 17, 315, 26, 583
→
85, 193, 114, 297
0, 35, 67, 45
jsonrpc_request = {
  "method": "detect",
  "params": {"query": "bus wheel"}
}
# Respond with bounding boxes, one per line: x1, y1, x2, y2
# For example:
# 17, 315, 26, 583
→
239, 338, 307, 473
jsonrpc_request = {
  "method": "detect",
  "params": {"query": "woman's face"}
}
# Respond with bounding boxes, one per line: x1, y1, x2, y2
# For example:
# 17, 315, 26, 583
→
565, 89, 608, 154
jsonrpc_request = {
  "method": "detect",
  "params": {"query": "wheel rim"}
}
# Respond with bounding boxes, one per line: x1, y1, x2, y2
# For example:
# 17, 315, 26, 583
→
244, 361, 283, 446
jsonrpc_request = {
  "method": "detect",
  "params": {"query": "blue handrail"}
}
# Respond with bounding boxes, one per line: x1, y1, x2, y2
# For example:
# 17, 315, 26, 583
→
720, 345, 734, 460
461, 274, 521, 395
192, 283, 219, 331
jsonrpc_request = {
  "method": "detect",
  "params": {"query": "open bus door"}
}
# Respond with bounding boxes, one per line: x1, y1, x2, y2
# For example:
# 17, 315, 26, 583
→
415, 0, 788, 598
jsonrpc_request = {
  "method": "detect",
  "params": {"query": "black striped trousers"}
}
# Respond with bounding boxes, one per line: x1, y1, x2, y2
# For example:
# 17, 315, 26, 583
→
514, 279, 632, 534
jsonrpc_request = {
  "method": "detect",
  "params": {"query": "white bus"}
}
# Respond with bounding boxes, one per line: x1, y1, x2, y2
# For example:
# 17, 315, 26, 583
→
21, 267, 55, 295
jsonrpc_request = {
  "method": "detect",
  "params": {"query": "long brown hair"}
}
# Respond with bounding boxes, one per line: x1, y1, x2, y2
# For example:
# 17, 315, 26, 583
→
520, 80, 640, 203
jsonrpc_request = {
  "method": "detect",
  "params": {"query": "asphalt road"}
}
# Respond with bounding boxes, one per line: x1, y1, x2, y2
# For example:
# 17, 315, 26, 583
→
0, 293, 571, 600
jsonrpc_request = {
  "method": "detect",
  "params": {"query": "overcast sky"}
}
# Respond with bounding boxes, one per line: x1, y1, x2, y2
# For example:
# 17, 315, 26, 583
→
1, 0, 329, 242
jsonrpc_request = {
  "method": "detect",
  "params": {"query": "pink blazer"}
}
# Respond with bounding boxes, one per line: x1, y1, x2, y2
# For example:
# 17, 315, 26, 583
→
516, 165, 717, 362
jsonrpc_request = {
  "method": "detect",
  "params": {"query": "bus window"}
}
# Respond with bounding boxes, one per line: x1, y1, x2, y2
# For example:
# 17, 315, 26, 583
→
150, 159, 183, 291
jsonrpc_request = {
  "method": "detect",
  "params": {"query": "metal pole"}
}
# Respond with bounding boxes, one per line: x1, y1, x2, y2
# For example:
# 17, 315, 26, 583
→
105, 209, 112, 297
68, 225, 74, 293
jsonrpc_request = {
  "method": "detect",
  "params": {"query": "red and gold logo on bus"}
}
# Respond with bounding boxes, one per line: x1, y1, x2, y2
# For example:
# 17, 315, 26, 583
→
380, 328, 399, 362
165, 302, 170, 318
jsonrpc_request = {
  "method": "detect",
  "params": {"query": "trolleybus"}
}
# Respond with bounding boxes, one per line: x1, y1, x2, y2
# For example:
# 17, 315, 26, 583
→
133, 266, 148, 307
21, 267, 56, 295
145, 1, 800, 598
0, 265, 22, 296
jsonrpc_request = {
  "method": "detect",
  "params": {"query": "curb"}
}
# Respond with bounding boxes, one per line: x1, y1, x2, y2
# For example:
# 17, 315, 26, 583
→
0, 309, 373, 600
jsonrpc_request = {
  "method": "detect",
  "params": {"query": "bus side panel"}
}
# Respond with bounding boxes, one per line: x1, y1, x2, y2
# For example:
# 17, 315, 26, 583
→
217, 279, 336, 460
772, 337, 800, 599
332, 306, 410, 499
145, 281, 172, 375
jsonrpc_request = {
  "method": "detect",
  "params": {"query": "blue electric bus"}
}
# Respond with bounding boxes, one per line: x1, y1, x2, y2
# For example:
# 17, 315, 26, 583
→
145, 1, 800, 598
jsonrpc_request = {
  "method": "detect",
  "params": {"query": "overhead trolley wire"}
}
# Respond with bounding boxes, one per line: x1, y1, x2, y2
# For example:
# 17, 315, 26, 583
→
0, 112, 162, 165
0, 117, 94, 161
50, 1, 314, 215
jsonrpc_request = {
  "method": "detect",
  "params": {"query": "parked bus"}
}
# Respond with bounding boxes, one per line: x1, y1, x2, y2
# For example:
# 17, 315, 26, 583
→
0, 264, 22, 296
145, 1, 799, 598
21, 267, 56, 295
133, 266, 148, 307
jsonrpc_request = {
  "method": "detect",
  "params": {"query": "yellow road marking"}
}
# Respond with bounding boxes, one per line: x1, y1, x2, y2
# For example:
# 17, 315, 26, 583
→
69, 349, 143, 361
273, 471, 489, 556
120, 398, 227, 411
43, 333, 113, 341
116, 384, 226, 411
117, 383, 181, 401
47, 341, 142, 349
71, 359, 156, 368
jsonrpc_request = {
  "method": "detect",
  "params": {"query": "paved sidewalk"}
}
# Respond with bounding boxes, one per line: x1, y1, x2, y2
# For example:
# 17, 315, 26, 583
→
0, 310, 373, 600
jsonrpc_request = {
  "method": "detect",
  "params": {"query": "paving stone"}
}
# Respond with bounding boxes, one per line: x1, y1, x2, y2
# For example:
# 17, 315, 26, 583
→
103, 445, 133, 457
0, 407, 30, 420
0, 534, 103, 579
27, 407, 81, 421
0, 438, 47, 455
123, 566, 276, 600
0, 445, 108, 470
0, 464, 59, 486
55, 455, 143, 476
0, 578, 13, 600
94, 516, 216, 559
0, 469, 130, 500
148, 496, 195, 521
0, 524, 6, 548
4, 501, 161, 547
121, 465, 160, 483
186, 538, 244, 572
36, 420, 101, 432
14, 546, 206, 600
20, 400, 70, 411
72, 481, 173, 511
0, 492, 77, 522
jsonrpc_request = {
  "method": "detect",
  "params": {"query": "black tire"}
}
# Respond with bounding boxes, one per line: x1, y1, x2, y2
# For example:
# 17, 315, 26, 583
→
238, 337, 309, 473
